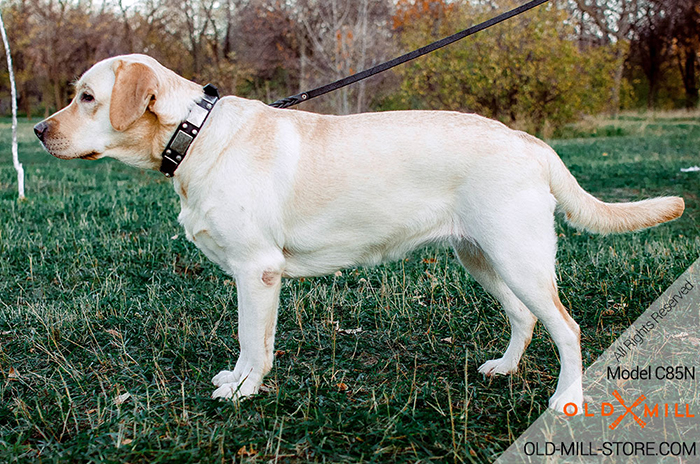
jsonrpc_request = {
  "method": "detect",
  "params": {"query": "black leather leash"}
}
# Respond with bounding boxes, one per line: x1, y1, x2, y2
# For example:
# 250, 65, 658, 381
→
269, 0, 549, 109
160, 0, 549, 176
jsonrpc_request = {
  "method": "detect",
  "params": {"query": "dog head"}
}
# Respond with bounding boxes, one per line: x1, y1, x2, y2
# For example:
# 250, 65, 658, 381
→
34, 54, 204, 170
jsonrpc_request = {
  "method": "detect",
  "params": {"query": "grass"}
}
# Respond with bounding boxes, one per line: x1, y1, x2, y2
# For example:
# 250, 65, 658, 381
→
0, 113, 698, 463
555, 109, 700, 139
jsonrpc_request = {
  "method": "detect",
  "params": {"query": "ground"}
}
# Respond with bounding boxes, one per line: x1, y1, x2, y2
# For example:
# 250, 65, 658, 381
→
0, 112, 698, 462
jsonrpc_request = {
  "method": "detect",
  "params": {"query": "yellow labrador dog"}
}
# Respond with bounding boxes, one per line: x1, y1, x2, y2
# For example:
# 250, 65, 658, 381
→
34, 54, 684, 413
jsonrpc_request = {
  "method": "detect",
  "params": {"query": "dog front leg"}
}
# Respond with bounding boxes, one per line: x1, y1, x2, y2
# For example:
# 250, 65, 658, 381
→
212, 262, 282, 400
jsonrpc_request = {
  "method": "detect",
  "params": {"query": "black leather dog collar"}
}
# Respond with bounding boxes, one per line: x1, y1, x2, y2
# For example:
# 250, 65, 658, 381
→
160, 84, 219, 177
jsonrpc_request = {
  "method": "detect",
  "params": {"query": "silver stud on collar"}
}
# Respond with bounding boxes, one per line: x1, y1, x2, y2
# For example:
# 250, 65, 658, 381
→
160, 83, 219, 177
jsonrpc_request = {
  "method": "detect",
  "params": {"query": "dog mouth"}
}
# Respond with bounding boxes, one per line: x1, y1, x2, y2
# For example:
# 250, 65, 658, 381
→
39, 142, 101, 161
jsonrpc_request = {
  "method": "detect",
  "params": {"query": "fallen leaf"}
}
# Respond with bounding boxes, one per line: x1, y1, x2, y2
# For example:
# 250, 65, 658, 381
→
121, 438, 133, 446
337, 382, 349, 392
237, 445, 258, 457
8, 367, 19, 379
441, 337, 453, 344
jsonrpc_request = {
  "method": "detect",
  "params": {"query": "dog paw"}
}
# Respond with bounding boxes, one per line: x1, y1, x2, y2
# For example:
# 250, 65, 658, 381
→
547, 377, 584, 414
211, 379, 259, 401
548, 396, 581, 415
548, 391, 583, 415
212, 370, 238, 387
478, 358, 517, 376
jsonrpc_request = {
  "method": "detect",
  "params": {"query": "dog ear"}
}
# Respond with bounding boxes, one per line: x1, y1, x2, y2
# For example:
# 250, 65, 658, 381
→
110, 61, 159, 131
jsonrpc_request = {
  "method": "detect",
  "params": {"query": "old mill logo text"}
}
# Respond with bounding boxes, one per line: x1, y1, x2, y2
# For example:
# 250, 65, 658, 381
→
563, 391, 695, 429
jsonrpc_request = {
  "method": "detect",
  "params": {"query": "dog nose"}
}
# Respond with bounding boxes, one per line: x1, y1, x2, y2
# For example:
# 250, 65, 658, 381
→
34, 121, 49, 142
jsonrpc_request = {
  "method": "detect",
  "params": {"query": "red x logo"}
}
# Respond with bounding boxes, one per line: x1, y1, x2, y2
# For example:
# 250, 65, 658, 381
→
609, 390, 647, 430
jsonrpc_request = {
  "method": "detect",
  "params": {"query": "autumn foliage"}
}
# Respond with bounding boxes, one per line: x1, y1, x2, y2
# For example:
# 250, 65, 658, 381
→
0, 0, 698, 132
393, 0, 455, 30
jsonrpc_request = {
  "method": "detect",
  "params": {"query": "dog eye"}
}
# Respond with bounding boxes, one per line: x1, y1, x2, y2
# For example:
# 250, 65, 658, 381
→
80, 92, 95, 103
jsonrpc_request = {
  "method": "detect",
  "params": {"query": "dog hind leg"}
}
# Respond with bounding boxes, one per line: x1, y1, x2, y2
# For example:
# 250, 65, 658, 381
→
452, 238, 537, 376
496, 264, 582, 413
464, 191, 583, 413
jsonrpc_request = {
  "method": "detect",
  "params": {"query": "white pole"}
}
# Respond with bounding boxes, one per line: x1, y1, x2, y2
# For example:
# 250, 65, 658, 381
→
0, 10, 25, 199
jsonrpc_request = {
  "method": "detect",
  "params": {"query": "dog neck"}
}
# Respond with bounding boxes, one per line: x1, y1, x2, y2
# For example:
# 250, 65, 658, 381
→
160, 84, 220, 177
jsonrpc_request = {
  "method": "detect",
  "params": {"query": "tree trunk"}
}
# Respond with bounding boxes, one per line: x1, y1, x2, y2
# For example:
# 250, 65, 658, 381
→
644, 35, 664, 110
299, 37, 307, 92
610, 44, 626, 117
53, 79, 62, 113
681, 46, 699, 109
118, 0, 135, 53
356, 0, 369, 113
647, 78, 658, 110
22, 87, 31, 120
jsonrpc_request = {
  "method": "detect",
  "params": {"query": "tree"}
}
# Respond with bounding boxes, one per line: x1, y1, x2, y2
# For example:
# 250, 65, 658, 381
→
294, 0, 394, 114
629, 0, 673, 108
627, 0, 700, 109
21, 0, 125, 113
229, 0, 299, 102
573, 0, 640, 115
668, 0, 699, 109
166, 0, 218, 77
394, 0, 616, 135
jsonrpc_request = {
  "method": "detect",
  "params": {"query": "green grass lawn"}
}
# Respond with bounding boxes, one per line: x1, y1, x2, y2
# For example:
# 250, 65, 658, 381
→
0, 115, 698, 463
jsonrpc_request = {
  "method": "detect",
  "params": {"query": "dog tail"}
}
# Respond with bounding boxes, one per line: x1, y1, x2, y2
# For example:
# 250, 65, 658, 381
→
544, 147, 684, 235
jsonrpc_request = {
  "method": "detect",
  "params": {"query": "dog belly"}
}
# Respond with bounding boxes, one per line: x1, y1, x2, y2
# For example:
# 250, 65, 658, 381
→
281, 206, 463, 278
282, 235, 449, 278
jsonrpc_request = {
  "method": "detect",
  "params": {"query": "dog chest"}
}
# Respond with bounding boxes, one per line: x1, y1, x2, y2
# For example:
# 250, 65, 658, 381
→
176, 198, 234, 273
